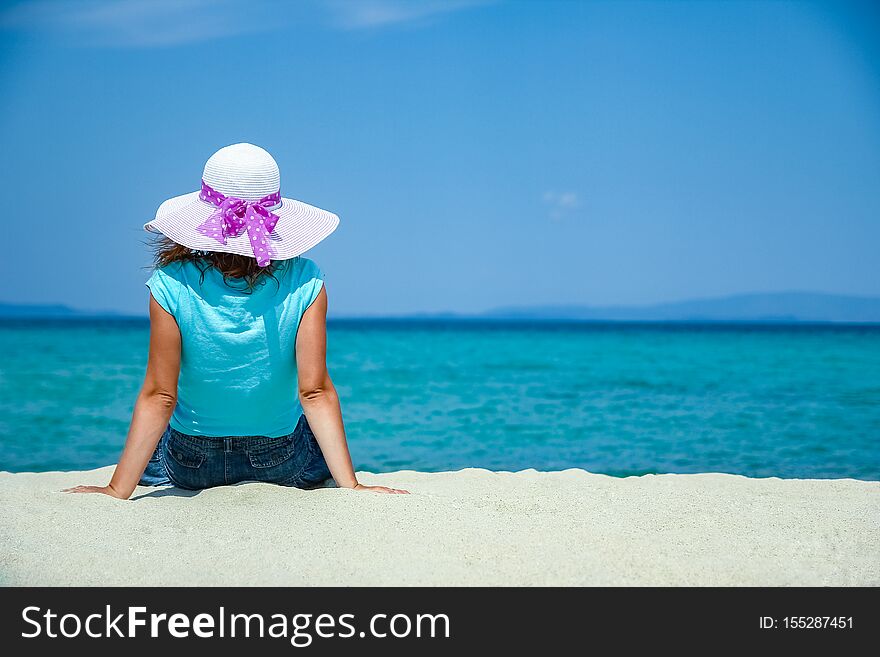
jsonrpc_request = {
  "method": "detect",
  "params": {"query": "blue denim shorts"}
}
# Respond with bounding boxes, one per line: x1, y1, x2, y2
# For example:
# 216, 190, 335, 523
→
139, 414, 332, 491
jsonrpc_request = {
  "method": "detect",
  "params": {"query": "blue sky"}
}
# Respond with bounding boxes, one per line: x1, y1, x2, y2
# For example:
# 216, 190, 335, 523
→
1, 0, 878, 316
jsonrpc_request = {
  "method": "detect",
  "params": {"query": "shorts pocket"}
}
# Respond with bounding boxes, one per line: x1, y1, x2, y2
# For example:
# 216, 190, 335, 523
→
246, 435, 296, 468
166, 432, 206, 469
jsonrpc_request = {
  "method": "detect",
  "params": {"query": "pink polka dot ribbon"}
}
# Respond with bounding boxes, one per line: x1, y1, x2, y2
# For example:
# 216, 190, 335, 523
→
195, 180, 281, 267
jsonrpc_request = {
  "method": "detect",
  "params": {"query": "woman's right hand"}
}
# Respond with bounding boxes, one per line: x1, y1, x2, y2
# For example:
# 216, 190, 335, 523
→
353, 483, 409, 494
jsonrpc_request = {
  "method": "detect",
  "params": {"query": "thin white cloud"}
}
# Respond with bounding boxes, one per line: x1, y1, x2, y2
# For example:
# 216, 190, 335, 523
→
543, 191, 580, 221
324, 0, 493, 30
0, 0, 493, 47
0, 0, 251, 46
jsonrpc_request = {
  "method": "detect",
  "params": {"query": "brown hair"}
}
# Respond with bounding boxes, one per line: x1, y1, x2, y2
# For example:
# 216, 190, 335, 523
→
151, 236, 280, 292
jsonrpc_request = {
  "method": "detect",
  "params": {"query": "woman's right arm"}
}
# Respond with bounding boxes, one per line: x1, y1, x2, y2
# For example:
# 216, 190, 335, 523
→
296, 286, 407, 494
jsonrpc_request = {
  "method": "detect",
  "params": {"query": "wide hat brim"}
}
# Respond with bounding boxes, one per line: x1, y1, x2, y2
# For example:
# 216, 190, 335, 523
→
144, 191, 339, 261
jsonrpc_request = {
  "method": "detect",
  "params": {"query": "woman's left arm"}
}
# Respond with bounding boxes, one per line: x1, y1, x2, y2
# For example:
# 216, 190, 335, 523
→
65, 295, 181, 499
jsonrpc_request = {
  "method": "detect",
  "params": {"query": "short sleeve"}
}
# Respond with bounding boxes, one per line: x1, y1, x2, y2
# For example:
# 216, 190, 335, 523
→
146, 267, 180, 316
296, 258, 325, 311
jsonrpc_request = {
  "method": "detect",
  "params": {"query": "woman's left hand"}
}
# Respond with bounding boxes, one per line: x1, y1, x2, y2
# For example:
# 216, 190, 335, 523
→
62, 485, 127, 499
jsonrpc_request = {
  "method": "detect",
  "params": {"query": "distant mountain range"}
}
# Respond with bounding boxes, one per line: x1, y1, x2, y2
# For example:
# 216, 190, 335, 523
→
0, 303, 123, 318
2, 292, 880, 323
479, 292, 880, 323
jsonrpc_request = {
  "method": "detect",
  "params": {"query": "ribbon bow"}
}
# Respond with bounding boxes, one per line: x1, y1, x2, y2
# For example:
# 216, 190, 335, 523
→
196, 180, 281, 267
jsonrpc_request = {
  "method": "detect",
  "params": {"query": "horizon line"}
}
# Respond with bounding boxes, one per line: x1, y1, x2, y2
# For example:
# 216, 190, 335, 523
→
2, 289, 880, 320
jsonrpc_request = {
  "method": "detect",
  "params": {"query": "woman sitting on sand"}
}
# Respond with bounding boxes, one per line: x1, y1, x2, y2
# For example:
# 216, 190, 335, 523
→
66, 143, 407, 498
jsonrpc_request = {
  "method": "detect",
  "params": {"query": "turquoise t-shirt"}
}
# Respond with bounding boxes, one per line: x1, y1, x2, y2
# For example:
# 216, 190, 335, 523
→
145, 257, 324, 438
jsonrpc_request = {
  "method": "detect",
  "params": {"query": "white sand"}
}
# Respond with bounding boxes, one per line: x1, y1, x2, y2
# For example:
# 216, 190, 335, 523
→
1, 467, 877, 586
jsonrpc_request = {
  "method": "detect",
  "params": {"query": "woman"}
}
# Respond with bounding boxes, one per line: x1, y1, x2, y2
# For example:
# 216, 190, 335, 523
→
66, 143, 407, 498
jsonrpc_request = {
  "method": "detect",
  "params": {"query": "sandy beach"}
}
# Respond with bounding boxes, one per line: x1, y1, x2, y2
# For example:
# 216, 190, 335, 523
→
1, 467, 877, 586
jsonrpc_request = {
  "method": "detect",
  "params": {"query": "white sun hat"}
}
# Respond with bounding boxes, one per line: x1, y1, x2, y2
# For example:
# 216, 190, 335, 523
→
144, 143, 339, 266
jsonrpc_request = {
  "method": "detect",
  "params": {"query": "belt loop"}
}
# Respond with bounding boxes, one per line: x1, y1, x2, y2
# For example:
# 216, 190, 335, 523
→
224, 437, 233, 452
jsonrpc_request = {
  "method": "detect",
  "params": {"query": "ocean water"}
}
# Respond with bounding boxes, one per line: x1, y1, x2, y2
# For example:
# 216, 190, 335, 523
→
0, 319, 878, 480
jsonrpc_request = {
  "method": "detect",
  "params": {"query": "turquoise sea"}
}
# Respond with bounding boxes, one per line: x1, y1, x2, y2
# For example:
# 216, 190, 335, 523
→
0, 319, 878, 480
